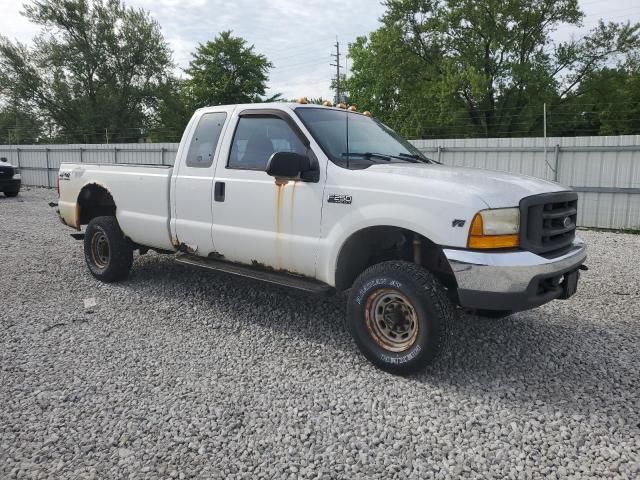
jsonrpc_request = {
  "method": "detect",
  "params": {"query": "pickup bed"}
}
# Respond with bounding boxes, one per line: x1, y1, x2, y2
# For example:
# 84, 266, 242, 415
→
57, 102, 587, 374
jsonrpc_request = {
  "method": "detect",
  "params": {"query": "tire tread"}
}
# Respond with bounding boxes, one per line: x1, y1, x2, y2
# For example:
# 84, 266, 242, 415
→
347, 260, 453, 374
84, 216, 133, 282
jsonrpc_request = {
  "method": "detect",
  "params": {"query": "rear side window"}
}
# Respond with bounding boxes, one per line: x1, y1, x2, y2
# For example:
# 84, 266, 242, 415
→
185, 112, 227, 168
228, 116, 307, 171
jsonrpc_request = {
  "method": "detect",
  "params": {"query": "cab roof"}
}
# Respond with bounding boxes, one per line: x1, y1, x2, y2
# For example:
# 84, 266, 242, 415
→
196, 102, 369, 116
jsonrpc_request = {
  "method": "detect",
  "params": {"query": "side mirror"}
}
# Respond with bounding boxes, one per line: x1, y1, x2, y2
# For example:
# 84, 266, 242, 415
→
266, 151, 312, 180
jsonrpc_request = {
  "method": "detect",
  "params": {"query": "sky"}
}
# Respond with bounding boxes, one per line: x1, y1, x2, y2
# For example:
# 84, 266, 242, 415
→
1, 0, 639, 100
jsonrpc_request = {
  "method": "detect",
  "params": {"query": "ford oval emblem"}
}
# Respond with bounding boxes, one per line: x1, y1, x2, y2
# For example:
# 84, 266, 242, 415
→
563, 216, 572, 228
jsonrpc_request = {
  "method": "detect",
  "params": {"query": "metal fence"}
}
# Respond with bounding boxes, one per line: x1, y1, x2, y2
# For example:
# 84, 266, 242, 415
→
411, 135, 640, 230
1, 135, 639, 229
0, 143, 178, 189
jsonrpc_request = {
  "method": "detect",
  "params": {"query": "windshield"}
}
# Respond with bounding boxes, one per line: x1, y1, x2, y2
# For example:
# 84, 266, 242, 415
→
294, 107, 434, 169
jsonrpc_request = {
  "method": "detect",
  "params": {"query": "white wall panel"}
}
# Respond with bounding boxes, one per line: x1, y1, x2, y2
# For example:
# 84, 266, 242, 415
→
1, 136, 639, 229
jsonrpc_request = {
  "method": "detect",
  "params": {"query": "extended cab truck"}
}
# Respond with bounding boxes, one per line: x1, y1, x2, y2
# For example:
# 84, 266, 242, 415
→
0, 157, 21, 197
56, 103, 587, 374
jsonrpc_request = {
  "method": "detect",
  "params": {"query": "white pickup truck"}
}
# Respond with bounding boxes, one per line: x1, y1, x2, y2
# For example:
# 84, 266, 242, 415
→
57, 102, 586, 374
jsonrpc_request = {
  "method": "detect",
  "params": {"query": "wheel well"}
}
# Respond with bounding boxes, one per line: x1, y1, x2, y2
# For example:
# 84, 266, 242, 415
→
77, 184, 116, 226
334, 226, 457, 292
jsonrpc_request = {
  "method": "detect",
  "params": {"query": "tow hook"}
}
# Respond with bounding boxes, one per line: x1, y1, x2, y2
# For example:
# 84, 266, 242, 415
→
579, 265, 589, 271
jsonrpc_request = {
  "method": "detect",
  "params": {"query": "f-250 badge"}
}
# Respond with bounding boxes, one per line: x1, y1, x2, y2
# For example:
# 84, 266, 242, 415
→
328, 194, 352, 205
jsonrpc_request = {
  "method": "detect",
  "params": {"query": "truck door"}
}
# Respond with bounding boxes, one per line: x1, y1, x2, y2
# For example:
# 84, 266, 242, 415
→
210, 108, 325, 278
172, 108, 232, 256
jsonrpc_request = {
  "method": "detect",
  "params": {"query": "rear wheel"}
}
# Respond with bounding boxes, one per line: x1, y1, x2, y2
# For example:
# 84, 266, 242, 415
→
347, 261, 453, 375
84, 216, 133, 282
4, 190, 19, 197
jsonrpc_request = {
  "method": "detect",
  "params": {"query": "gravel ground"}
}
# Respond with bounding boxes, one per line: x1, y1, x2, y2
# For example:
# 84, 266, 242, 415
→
1, 187, 639, 479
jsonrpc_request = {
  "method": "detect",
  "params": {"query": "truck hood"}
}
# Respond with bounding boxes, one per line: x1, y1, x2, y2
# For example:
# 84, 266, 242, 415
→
367, 163, 568, 208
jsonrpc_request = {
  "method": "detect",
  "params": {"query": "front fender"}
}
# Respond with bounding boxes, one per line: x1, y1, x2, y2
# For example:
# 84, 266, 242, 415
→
316, 201, 475, 286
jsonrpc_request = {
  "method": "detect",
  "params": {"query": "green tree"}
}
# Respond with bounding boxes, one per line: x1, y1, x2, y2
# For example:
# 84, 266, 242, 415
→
148, 78, 193, 142
548, 55, 640, 136
0, 103, 43, 144
183, 31, 273, 109
0, 0, 174, 143
346, 24, 455, 139
346, 0, 640, 138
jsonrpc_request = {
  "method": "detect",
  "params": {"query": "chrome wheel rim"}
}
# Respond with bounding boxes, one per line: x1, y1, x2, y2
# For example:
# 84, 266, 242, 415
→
365, 288, 419, 352
91, 231, 110, 268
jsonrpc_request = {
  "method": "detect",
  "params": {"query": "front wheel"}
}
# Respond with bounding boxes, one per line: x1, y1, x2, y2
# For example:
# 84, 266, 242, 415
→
347, 261, 453, 375
4, 190, 19, 197
84, 216, 133, 282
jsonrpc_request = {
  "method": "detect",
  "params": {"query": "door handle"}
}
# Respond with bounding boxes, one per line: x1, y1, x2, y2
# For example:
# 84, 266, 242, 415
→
214, 181, 225, 202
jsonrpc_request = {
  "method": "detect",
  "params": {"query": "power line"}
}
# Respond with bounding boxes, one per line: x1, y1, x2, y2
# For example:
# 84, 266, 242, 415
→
581, 5, 640, 19
4, 106, 640, 139
273, 57, 332, 72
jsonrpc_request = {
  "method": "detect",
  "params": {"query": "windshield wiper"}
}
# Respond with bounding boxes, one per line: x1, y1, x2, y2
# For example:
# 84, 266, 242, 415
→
341, 152, 419, 163
397, 153, 438, 164
341, 152, 392, 162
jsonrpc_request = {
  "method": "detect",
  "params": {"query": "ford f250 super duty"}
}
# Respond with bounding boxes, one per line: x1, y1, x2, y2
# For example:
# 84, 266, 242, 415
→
56, 102, 587, 374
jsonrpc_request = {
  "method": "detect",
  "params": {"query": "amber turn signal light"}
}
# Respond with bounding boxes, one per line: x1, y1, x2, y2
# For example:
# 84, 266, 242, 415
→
467, 212, 520, 249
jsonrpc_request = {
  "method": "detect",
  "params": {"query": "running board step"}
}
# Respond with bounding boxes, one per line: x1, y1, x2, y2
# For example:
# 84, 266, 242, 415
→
175, 254, 334, 296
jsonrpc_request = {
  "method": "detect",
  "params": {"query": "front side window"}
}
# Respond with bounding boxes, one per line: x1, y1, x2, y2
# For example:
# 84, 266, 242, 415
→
295, 107, 432, 169
185, 112, 227, 168
228, 116, 307, 171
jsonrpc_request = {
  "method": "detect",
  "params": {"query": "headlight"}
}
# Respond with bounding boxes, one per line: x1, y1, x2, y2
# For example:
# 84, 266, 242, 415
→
468, 207, 520, 249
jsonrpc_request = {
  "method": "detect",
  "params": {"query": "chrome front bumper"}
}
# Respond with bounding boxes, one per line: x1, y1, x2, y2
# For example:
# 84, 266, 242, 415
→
443, 237, 587, 311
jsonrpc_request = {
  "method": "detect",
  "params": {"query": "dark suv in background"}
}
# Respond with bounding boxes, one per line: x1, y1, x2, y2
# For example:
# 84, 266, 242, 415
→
0, 157, 21, 197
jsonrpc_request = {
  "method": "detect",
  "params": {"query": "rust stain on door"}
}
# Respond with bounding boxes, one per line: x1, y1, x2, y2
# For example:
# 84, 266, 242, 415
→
289, 181, 297, 226
274, 179, 287, 233
273, 179, 297, 269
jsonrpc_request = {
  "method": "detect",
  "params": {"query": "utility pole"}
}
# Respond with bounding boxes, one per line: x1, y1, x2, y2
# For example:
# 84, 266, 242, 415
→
543, 103, 547, 142
543, 102, 547, 176
331, 39, 341, 104
345, 46, 349, 82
